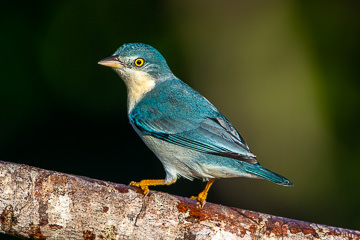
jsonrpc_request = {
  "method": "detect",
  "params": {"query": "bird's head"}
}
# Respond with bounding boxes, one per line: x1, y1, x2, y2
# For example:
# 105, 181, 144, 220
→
98, 43, 174, 111
98, 43, 173, 82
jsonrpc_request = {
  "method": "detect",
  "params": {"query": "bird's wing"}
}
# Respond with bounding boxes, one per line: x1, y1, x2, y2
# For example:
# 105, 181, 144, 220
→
130, 83, 258, 164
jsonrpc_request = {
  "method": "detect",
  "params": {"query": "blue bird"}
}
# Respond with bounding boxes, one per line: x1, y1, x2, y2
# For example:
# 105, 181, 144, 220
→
98, 43, 292, 207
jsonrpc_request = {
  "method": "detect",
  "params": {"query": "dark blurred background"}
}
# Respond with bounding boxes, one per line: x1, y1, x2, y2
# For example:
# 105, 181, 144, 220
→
1, 0, 359, 236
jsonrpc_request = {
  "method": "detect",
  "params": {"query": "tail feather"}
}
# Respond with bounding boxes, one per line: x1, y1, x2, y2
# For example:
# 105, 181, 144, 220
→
245, 164, 293, 186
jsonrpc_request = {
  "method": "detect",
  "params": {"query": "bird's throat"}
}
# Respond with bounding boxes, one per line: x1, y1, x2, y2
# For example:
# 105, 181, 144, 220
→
121, 70, 156, 113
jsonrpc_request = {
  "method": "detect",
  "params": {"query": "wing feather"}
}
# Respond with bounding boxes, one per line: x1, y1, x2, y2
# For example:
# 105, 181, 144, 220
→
132, 116, 257, 164
129, 78, 258, 164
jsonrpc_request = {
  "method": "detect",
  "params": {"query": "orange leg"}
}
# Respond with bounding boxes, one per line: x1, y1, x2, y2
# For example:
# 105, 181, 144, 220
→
191, 178, 215, 208
129, 178, 177, 194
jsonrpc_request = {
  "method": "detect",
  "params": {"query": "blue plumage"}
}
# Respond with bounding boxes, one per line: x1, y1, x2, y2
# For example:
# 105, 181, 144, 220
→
98, 43, 292, 207
130, 78, 255, 162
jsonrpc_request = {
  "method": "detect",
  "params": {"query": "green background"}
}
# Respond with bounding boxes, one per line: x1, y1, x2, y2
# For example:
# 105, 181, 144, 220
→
1, 0, 359, 237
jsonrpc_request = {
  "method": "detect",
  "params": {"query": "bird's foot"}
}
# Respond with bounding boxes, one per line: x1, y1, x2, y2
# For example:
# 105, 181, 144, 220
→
190, 193, 207, 208
129, 178, 177, 195
129, 181, 150, 194
190, 178, 215, 208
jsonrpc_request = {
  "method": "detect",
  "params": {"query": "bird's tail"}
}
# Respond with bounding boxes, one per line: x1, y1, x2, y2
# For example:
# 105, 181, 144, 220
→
244, 163, 293, 186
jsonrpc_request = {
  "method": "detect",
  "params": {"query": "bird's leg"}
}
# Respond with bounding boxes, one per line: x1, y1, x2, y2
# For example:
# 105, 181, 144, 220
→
191, 178, 215, 208
129, 178, 177, 194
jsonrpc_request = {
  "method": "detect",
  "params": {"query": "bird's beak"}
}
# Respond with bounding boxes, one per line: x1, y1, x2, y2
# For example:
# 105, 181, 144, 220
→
98, 55, 123, 69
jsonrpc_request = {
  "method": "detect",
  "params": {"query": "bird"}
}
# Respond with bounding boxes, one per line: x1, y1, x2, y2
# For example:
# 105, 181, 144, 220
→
98, 43, 293, 207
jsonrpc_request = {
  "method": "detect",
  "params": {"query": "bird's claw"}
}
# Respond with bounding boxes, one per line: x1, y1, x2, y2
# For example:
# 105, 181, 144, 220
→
129, 181, 149, 194
190, 194, 206, 208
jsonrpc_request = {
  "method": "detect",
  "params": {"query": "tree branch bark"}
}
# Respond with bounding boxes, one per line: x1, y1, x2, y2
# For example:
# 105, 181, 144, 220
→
0, 161, 359, 240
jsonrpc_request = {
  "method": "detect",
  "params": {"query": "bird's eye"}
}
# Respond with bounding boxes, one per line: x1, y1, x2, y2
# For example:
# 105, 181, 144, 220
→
134, 58, 145, 67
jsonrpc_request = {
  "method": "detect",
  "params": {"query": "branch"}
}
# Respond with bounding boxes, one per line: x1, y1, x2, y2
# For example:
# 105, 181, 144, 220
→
0, 161, 359, 240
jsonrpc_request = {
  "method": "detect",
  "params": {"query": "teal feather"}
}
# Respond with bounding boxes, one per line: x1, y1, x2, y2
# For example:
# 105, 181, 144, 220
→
243, 163, 293, 186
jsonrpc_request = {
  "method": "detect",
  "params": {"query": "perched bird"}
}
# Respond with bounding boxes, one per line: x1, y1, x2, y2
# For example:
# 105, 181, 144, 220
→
98, 43, 292, 207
